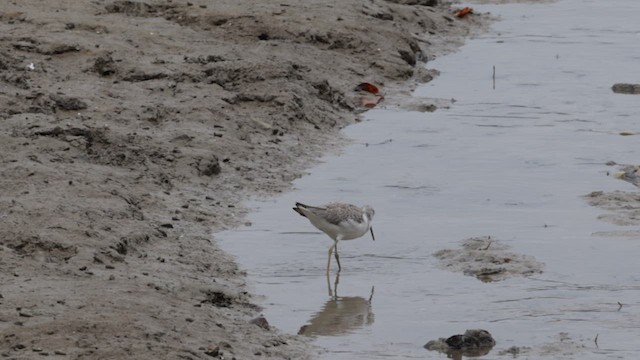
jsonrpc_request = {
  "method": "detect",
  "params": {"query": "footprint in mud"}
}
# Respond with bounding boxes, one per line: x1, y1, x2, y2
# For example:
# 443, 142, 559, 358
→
433, 236, 544, 282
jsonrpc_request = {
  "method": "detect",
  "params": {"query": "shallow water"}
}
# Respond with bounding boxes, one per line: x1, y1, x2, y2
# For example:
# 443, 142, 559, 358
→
219, 0, 640, 358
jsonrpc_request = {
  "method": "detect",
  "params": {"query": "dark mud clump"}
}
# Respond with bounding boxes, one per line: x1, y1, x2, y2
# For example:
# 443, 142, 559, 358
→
424, 329, 496, 357
433, 236, 544, 282
612, 83, 640, 95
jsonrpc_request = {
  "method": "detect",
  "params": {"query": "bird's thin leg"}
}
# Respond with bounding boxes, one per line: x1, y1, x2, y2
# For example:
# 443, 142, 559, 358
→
334, 240, 342, 273
326, 243, 335, 275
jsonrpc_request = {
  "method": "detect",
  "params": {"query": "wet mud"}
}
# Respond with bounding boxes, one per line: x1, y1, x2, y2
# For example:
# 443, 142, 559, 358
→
433, 236, 544, 282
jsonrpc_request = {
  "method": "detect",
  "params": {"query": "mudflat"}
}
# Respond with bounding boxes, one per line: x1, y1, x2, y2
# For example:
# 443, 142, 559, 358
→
0, 1, 480, 358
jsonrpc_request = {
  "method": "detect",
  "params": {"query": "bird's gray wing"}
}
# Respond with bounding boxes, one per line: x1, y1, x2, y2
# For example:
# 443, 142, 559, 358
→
321, 203, 364, 224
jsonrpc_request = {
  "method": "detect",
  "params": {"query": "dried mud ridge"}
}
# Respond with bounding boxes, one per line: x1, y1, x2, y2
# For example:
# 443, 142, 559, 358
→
0, 0, 479, 358
433, 236, 544, 282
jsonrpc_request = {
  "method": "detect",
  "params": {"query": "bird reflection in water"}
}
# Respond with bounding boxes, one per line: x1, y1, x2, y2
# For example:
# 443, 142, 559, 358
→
298, 273, 374, 336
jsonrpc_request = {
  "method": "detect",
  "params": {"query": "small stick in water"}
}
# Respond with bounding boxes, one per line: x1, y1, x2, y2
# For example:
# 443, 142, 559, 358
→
618, 301, 623, 311
594, 334, 599, 348
492, 65, 496, 90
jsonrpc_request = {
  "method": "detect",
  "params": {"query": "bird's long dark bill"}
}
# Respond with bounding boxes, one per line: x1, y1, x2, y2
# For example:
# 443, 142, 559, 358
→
370, 227, 375, 241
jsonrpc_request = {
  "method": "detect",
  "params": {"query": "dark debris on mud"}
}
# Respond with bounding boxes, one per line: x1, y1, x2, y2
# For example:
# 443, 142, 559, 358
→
424, 329, 496, 358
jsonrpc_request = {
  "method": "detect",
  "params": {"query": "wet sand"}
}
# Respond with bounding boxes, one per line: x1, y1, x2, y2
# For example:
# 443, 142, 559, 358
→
217, 0, 640, 358
0, 0, 484, 358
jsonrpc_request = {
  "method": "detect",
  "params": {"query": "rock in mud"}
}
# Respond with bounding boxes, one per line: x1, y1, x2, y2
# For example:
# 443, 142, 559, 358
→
39, 43, 81, 55
121, 69, 168, 82
433, 236, 544, 282
92, 54, 117, 76
424, 329, 495, 357
49, 94, 88, 111
199, 156, 222, 176
398, 49, 416, 66
201, 290, 234, 307
249, 316, 270, 330
203, 346, 220, 357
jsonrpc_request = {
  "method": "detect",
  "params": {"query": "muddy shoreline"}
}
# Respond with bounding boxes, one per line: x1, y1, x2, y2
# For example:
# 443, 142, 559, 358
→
0, 1, 483, 358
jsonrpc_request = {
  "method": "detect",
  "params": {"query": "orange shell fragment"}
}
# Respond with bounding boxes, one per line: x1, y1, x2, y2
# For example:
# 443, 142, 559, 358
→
355, 82, 380, 95
454, 7, 473, 18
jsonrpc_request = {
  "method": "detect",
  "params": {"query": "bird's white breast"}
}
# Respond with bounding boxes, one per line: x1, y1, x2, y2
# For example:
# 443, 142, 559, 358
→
308, 214, 369, 241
